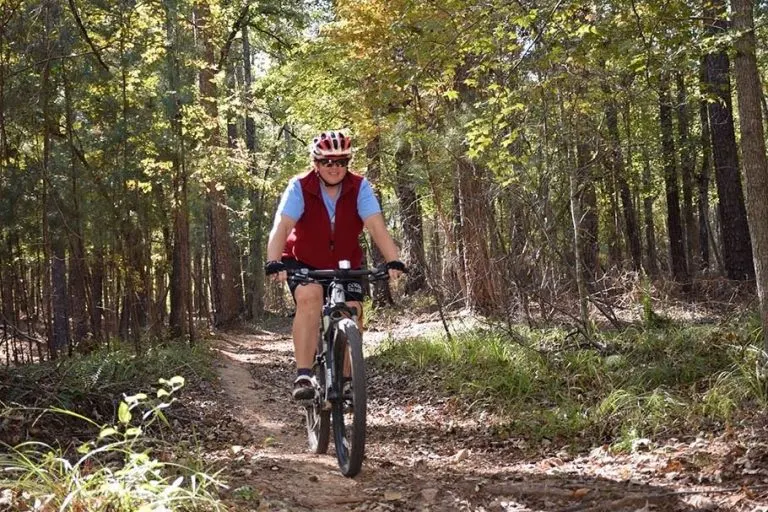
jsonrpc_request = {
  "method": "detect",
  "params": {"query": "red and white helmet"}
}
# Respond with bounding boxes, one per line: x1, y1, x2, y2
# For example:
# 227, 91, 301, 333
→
310, 131, 352, 159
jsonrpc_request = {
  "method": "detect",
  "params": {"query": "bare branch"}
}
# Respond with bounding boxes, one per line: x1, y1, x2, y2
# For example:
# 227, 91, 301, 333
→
218, 3, 251, 70
66, 0, 111, 73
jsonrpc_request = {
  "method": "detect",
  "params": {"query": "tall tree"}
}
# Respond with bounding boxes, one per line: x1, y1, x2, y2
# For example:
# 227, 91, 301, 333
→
676, 72, 698, 274
642, 145, 659, 276
365, 135, 393, 306
697, 59, 713, 271
165, 0, 193, 341
394, 138, 426, 294
703, 0, 754, 280
603, 89, 642, 270
659, 73, 688, 283
196, 0, 243, 326
732, 0, 768, 348
243, 23, 266, 320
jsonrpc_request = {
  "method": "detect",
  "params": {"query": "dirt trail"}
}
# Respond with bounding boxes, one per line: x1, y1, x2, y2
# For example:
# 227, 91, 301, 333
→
207, 318, 764, 511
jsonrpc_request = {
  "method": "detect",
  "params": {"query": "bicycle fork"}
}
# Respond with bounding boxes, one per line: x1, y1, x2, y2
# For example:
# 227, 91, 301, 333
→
317, 309, 340, 409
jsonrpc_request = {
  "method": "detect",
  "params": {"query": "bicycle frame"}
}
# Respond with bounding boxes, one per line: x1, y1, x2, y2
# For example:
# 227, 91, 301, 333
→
286, 262, 391, 477
290, 268, 370, 403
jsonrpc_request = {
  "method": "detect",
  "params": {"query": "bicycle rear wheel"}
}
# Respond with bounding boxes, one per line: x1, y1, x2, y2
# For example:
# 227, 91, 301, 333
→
331, 318, 367, 477
306, 356, 330, 454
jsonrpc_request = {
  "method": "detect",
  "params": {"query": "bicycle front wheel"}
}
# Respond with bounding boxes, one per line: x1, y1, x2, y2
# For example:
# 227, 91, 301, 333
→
331, 318, 367, 477
305, 361, 330, 454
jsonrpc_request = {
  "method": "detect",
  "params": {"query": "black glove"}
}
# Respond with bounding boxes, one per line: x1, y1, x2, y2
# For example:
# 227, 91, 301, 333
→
385, 260, 407, 272
265, 260, 286, 275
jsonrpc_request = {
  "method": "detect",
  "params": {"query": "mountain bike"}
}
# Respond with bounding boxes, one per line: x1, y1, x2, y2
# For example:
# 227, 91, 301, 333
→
287, 262, 390, 477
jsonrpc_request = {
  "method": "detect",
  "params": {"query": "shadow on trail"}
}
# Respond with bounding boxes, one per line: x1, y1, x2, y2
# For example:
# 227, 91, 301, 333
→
224, 361, 719, 511
362, 420, 727, 511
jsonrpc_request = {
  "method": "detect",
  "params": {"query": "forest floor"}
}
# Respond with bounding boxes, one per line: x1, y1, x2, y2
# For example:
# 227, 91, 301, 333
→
187, 312, 768, 512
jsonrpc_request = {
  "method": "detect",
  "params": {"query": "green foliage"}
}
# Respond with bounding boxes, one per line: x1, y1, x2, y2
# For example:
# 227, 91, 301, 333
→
373, 318, 767, 450
0, 377, 226, 511
0, 340, 217, 432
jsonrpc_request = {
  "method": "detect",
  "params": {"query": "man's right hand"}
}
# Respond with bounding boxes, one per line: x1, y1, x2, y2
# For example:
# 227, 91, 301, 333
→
265, 260, 287, 282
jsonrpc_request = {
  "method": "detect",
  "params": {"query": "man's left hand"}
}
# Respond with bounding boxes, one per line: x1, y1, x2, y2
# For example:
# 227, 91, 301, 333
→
385, 260, 407, 280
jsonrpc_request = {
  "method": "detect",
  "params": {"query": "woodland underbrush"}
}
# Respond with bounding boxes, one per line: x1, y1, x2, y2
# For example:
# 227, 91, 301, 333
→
371, 291, 767, 453
0, 341, 226, 511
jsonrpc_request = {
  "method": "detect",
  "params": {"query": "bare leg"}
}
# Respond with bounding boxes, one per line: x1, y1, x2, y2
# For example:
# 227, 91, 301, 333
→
293, 284, 324, 370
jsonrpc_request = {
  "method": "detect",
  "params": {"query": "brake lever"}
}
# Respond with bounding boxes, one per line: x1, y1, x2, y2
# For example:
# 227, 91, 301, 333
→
370, 266, 390, 281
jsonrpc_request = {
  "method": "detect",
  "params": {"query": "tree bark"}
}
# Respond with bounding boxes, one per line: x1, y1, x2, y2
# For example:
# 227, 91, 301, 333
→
165, 0, 192, 341
365, 135, 393, 306
732, 0, 768, 349
394, 139, 426, 294
604, 171, 623, 268
197, 1, 242, 326
577, 139, 599, 282
703, 0, 755, 280
570, 145, 591, 333
90, 247, 104, 341
642, 145, 659, 276
456, 157, 497, 313
659, 73, 689, 283
243, 24, 266, 319
604, 93, 642, 270
41, 0, 55, 358
51, 237, 69, 354
698, 59, 712, 271
63, 67, 89, 346
676, 72, 698, 275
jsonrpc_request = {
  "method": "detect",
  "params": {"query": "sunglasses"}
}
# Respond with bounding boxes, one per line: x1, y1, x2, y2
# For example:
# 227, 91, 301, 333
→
315, 158, 350, 168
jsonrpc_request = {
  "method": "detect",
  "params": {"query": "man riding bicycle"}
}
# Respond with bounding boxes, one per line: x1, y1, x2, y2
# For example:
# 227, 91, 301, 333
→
264, 131, 405, 400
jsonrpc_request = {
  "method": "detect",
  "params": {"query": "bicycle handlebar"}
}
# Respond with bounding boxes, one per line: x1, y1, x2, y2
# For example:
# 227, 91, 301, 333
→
287, 265, 391, 283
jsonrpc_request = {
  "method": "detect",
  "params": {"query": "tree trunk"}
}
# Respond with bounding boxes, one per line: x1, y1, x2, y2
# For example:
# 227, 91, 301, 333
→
90, 247, 104, 341
1, 236, 16, 338
604, 172, 623, 268
50, 237, 69, 354
659, 73, 689, 283
676, 72, 698, 274
63, 68, 89, 346
243, 24, 266, 319
365, 135, 393, 306
698, 59, 712, 271
576, 138, 599, 282
732, 0, 768, 349
570, 143, 591, 333
642, 146, 659, 275
197, 1, 242, 326
207, 186, 242, 325
165, 0, 192, 341
604, 93, 642, 270
394, 139, 427, 294
703, 0, 755, 280
41, 0, 54, 358
456, 157, 497, 313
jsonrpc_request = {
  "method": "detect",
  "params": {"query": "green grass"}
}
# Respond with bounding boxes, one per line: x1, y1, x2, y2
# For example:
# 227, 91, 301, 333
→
372, 313, 767, 450
0, 341, 229, 510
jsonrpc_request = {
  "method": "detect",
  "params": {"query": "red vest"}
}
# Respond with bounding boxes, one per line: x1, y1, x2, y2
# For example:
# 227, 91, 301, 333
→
282, 170, 365, 269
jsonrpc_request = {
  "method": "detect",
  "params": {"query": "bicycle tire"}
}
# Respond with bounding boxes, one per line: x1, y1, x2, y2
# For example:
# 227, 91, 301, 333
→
306, 339, 330, 454
331, 318, 367, 477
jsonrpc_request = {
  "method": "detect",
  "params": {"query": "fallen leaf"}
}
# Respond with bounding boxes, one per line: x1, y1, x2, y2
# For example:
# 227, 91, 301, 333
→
571, 488, 590, 499
452, 449, 469, 462
384, 491, 403, 501
662, 459, 683, 473
421, 488, 438, 502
